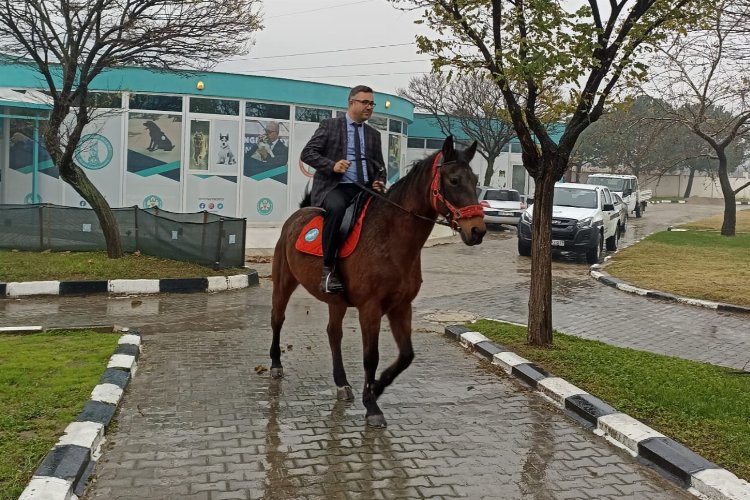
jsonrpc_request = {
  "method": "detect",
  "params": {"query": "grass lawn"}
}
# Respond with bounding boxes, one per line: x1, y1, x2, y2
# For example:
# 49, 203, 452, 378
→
0, 330, 119, 500
0, 250, 247, 282
470, 319, 750, 482
606, 209, 750, 306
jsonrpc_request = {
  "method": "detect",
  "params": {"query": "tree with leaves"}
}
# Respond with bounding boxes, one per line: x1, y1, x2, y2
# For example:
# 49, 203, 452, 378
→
393, 0, 706, 345
399, 73, 516, 186
0, 1, 263, 257
646, 0, 750, 235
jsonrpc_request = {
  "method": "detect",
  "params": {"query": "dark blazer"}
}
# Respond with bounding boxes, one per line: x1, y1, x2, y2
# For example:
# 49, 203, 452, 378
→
244, 140, 289, 184
301, 116, 386, 207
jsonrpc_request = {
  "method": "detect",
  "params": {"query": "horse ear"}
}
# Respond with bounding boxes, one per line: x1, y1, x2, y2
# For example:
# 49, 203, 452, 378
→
441, 135, 455, 160
465, 141, 478, 162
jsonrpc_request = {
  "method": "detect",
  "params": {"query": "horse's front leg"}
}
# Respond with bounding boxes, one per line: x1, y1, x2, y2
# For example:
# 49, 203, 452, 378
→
269, 249, 298, 379
374, 303, 415, 397
359, 304, 386, 428
327, 304, 354, 401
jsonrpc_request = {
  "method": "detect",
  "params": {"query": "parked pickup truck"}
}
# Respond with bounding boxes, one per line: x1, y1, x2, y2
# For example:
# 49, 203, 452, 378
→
517, 183, 622, 264
586, 174, 649, 217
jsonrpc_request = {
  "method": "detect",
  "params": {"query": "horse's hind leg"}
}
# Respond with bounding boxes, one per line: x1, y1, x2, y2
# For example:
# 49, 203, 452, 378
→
374, 303, 415, 398
359, 305, 386, 428
270, 250, 298, 379
327, 304, 354, 401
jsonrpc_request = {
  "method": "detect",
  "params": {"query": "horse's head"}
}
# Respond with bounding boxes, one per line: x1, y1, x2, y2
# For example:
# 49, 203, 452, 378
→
431, 136, 487, 246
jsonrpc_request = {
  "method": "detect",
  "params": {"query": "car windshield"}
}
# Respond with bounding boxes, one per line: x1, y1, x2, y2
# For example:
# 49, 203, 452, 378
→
483, 190, 520, 202
586, 176, 627, 192
553, 187, 598, 209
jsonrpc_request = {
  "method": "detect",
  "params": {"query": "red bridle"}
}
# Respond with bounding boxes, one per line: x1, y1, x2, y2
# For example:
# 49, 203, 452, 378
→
430, 152, 485, 230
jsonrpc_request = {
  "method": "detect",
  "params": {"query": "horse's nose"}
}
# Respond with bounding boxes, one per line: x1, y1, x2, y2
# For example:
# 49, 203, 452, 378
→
471, 226, 486, 245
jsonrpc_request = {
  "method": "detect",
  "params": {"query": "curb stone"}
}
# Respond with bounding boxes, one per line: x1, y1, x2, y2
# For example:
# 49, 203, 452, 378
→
0, 270, 259, 298
17, 326, 142, 500
589, 267, 750, 315
444, 324, 750, 500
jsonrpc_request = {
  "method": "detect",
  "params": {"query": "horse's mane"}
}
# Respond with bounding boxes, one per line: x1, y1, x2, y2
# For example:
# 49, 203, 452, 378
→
380, 149, 439, 207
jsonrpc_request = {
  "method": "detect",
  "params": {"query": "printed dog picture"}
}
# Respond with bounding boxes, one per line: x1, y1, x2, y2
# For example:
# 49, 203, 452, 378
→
193, 131, 207, 165
143, 121, 175, 152
217, 132, 237, 165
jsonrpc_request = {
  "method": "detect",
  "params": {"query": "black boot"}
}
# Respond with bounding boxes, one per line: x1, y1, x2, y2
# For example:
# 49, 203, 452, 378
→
320, 265, 344, 294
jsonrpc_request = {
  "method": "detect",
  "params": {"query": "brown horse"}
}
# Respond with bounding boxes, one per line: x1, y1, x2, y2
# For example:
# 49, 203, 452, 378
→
270, 136, 486, 427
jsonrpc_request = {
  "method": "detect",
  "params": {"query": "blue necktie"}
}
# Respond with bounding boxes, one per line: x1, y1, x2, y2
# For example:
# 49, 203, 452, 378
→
353, 123, 365, 184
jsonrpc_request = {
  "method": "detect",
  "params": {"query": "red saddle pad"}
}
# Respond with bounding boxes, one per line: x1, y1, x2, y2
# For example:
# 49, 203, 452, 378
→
295, 198, 372, 258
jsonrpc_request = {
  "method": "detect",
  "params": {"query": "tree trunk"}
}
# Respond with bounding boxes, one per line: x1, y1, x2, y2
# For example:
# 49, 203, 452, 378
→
527, 162, 557, 346
45, 103, 124, 258
59, 160, 124, 257
716, 152, 736, 236
684, 165, 696, 198
483, 154, 497, 186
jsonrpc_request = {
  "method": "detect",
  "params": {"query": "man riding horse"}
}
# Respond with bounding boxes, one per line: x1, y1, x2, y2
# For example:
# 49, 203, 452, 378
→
301, 85, 386, 294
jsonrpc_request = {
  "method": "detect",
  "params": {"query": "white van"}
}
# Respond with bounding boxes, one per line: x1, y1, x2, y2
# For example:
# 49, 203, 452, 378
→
586, 174, 645, 217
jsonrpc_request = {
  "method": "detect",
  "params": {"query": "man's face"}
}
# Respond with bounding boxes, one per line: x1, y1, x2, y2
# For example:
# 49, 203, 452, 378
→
265, 125, 279, 142
348, 91, 375, 122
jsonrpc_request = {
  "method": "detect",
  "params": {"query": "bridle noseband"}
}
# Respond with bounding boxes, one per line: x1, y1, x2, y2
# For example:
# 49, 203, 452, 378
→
430, 152, 484, 230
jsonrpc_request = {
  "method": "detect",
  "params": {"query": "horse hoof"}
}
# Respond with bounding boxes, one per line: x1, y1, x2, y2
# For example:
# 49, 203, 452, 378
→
270, 367, 284, 379
336, 385, 354, 401
366, 414, 387, 428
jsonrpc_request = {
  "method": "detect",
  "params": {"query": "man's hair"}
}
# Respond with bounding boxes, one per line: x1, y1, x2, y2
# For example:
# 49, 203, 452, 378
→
349, 85, 373, 100
265, 121, 280, 133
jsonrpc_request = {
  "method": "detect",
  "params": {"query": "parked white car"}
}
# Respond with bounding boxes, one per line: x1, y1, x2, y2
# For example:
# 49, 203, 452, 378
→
517, 183, 621, 264
586, 173, 648, 217
476, 186, 526, 226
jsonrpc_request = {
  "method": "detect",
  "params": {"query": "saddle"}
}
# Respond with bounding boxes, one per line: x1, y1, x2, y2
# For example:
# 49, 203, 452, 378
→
295, 192, 372, 258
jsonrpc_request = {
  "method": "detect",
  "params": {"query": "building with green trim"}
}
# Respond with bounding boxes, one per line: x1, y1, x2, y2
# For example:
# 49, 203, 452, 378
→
1, 61, 547, 245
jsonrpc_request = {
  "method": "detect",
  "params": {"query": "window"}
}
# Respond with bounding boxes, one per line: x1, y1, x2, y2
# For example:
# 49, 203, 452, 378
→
335, 110, 347, 119
501, 143, 510, 152
189, 98, 239, 115
407, 138, 425, 148
425, 138, 444, 149
402, 122, 408, 135
129, 94, 182, 112
389, 119, 402, 133
368, 115, 387, 130
295, 106, 332, 123
510, 142, 522, 153
484, 189, 521, 202
603, 189, 613, 206
78, 92, 121, 108
245, 102, 290, 120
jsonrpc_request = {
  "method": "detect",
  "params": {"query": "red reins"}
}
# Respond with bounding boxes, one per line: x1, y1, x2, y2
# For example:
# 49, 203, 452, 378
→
430, 152, 485, 230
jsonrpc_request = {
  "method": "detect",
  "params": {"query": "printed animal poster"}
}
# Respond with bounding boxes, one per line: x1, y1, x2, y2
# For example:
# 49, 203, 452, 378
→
189, 120, 210, 171
212, 120, 239, 175
126, 112, 182, 181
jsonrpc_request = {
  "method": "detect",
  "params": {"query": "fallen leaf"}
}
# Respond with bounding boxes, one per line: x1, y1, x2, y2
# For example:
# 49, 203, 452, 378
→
286, 344, 293, 350
255, 364, 268, 374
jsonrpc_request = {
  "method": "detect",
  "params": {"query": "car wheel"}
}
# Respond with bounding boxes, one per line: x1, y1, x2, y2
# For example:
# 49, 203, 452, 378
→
586, 231, 602, 264
518, 239, 531, 257
606, 228, 618, 251
635, 204, 642, 218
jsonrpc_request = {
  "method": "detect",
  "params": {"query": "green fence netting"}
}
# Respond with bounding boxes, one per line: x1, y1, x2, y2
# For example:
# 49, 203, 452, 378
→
0, 204, 246, 268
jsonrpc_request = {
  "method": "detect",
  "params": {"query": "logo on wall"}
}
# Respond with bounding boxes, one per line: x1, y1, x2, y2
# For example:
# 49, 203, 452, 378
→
143, 195, 163, 209
299, 159, 315, 178
24, 193, 42, 204
74, 134, 113, 170
257, 197, 273, 215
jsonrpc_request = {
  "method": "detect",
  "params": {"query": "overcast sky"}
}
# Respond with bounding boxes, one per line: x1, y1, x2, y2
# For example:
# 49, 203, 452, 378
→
214, 0, 435, 97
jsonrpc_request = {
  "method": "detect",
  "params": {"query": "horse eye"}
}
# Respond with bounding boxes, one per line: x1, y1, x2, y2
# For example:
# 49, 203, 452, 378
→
449, 177, 459, 186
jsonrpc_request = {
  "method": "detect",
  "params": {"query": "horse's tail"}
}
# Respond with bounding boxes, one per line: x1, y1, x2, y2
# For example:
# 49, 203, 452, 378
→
299, 192, 312, 208
299, 179, 312, 208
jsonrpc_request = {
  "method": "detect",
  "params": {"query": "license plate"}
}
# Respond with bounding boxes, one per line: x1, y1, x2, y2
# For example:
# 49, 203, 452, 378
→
499, 211, 513, 216
551, 240, 566, 247
484, 210, 498, 216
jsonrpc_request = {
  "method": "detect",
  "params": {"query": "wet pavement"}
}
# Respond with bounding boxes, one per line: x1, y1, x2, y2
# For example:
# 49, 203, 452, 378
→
1, 202, 743, 499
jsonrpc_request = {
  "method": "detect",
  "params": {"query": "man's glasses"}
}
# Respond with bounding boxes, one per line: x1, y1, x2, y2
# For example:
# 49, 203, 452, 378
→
351, 99, 376, 107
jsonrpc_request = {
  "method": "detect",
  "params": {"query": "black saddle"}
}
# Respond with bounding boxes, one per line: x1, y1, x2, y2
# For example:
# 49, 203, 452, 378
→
338, 191, 370, 242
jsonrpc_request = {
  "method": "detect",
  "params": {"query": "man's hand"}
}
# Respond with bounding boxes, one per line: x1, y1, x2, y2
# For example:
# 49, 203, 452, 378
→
333, 159, 350, 174
372, 180, 385, 193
